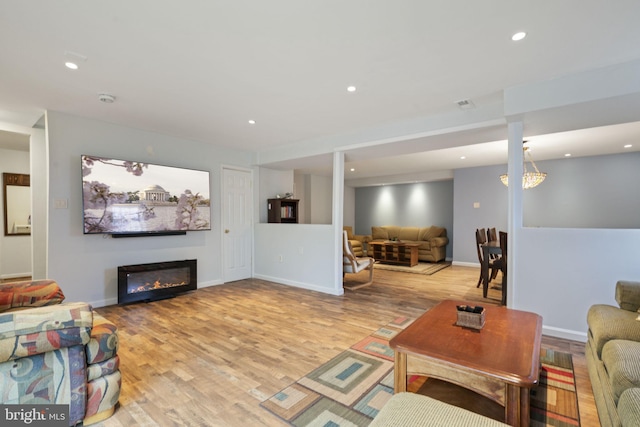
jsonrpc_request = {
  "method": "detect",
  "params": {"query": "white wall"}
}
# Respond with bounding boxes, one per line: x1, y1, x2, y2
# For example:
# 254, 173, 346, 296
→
0, 147, 31, 278
294, 172, 308, 223
292, 173, 333, 225
30, 127, 47, 279
514, 227, 640, 340
309, 174, 332, 224
343, 185, 355, 228
255, 167, 339, 294
259, 167, 294, 223
46, 111, 253, 306
253, 223, 340, 294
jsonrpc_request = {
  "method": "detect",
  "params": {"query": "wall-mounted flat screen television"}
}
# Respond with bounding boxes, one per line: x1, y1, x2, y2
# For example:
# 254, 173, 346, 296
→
81, 155, 211, 236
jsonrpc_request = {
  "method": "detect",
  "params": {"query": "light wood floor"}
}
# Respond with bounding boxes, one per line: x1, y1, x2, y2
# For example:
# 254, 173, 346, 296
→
94, 265, 600, 427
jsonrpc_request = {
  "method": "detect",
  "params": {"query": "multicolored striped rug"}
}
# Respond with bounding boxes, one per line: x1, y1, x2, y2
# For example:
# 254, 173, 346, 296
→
261, 316, 580, 426
532, 348, 580, 426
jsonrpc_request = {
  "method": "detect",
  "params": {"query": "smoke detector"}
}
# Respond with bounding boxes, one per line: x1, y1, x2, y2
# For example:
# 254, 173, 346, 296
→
98, 93, 116, 104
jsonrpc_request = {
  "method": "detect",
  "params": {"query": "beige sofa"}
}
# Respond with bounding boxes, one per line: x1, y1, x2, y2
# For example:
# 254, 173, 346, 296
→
586, 280, 640, 427
343, 226, 367, 257
367, 225, 448, 263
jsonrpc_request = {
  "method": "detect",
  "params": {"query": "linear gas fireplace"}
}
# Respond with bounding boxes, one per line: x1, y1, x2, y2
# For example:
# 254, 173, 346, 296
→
118, 259, 197, 304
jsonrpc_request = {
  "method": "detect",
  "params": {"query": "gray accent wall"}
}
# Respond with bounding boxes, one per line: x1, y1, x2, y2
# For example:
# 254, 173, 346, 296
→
523, 152, 640, 229
354, 180, 454, 260
454, 151, 640, 264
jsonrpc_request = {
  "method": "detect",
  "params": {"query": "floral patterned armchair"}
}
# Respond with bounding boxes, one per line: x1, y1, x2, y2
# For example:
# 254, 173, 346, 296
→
0, 280, 121, 426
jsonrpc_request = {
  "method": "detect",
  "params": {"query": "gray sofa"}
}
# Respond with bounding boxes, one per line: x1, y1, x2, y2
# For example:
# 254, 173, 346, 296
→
586, 280, 640, 427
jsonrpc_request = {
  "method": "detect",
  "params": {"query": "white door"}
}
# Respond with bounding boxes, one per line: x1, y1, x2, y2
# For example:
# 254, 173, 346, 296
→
222, 167, 253, 282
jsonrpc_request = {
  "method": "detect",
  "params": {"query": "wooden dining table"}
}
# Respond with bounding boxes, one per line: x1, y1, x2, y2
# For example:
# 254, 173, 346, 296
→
481, 241, 502, 298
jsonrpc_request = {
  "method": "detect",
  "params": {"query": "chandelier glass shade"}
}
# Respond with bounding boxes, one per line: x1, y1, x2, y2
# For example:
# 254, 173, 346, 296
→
500, 146, 547, 190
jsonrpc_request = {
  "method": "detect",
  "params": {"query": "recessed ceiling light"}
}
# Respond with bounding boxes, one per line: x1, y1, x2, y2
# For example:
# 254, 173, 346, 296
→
460, 156, 466, 160
564, 153, 572, 157
347, 86, 356, 92
350, 168, 355, 172
63, 51, 87, 69
512, 32, 527, 41
248, 120, 256, 125
624, 144, 632, 148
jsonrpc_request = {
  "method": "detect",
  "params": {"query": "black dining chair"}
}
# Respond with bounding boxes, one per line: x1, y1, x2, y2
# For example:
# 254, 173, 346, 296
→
475, 228, 486, 288
475, 228, 500, 289
499, 231, 507, 305
487, 227, 501, 281
487, 227, 497, 243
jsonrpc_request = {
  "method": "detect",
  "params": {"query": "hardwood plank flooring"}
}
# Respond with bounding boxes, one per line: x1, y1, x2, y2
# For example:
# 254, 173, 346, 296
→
94, 265, 600, 426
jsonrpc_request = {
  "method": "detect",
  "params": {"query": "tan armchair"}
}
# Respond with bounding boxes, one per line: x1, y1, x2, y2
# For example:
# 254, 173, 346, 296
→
343, 226, 368, 256
343, 230, 375, 290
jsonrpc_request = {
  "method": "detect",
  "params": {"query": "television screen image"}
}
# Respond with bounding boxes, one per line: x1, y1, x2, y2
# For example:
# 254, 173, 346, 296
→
82, 155, 211, 235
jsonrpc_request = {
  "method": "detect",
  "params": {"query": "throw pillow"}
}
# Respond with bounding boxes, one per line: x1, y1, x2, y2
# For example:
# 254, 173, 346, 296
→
372, 226, 388, 240
420, 226, 444, 240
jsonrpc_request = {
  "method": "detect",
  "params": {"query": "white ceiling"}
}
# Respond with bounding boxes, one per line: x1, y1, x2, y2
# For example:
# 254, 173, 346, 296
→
2, 1, 640, 184
0, 130, 30, 152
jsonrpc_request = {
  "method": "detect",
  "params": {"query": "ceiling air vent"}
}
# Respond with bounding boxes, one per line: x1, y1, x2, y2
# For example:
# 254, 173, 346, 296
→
455, 99, 475, 110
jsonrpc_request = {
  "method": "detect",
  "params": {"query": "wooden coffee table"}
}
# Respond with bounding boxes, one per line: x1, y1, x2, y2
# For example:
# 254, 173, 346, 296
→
368, 240, 421, 267
389, 300, 542, 427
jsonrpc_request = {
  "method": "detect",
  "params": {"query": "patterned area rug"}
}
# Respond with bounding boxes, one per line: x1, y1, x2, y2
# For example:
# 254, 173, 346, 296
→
261, 317, 580, 427
532, 348, 580, 426
372, 261, 451, 275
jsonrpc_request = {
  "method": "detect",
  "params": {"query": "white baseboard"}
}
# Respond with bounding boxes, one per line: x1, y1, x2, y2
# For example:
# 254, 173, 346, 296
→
198, 279, 224, 288
542, 325, 587, 343
89, 297, 118, 308
253, 273, 344, 296
0, 272, 32, 280
452, 261, 480, 268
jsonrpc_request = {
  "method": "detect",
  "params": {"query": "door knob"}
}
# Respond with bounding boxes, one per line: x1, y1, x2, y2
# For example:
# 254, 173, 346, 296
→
225, 229, 230, 233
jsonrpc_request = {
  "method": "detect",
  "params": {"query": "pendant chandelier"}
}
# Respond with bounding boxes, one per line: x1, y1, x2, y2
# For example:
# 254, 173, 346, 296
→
499, 144, 547, 190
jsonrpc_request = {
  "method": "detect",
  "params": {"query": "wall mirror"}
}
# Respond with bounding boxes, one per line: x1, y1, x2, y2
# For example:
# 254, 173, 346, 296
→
3, 173, 31, 236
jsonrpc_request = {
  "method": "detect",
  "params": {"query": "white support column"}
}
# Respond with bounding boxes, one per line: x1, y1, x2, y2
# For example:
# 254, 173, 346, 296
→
506, 121, 524, 307
332, 151, 345, 295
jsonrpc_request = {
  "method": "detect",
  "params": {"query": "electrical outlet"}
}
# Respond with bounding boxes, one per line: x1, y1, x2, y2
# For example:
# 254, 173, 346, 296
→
278, 255, 283, 263
473, 202, 480, 209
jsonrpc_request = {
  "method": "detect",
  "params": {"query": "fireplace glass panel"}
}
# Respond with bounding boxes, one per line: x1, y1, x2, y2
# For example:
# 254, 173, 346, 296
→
127, 266, 191, 295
